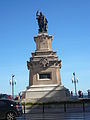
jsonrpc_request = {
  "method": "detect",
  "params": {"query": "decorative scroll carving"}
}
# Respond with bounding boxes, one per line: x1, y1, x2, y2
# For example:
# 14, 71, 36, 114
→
39, 57, 49, 68
58, 60, 62, 68
27, 61, 33, 69
54, 60, 62, 68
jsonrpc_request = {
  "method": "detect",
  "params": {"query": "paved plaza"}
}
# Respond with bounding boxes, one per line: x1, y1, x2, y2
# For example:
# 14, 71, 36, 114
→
17, 112, 90, 120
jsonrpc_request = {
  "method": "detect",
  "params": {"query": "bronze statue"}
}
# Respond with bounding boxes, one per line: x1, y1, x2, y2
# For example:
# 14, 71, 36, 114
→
36, 11, 48, 33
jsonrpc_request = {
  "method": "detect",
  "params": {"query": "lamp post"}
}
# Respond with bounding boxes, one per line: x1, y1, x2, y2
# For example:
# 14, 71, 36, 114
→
72, 72, 78, 96
10, 74, 16, 98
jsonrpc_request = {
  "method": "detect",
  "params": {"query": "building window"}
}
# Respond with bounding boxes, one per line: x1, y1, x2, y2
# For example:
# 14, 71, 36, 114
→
39, 73, 51, 79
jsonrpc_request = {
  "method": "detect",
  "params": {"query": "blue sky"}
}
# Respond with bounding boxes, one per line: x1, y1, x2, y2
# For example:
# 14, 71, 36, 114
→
0, 0, 90, 95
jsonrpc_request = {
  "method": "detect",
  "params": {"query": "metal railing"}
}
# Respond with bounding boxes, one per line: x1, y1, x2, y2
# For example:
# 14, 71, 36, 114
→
22, 100, 90, 114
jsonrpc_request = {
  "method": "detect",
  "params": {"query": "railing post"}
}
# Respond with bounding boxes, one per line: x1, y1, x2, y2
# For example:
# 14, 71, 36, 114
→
24, 102, 25, 114
64, 102, 66, 112
83, 102, 85, 112
43, 103, 44, 113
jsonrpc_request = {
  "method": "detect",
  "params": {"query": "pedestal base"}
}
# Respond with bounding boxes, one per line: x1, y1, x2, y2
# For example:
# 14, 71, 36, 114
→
22, 84, 70, 103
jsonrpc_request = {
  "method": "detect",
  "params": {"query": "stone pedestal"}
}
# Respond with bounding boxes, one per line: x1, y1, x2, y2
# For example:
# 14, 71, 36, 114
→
24, 84, 70, 102
23, 33, 70, 102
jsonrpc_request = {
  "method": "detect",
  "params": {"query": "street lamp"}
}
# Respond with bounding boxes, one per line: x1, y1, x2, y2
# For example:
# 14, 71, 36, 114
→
72, 72, 78, 96
10, 74, 16, 98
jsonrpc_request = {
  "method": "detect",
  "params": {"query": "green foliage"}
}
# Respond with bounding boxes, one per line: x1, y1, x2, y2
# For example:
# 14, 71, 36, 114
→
21, 99, 90, 106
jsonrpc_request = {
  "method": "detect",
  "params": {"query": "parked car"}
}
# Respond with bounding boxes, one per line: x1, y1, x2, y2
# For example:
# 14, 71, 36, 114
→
0, 99, 22, 120
0, 94, 13, 100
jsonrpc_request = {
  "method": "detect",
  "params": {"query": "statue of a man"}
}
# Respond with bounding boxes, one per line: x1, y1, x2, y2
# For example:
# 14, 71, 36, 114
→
36, 11, 48, 33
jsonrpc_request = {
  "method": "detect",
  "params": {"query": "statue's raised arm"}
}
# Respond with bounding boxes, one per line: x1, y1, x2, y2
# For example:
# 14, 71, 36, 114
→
36, 11, 48, 33
36, 10, 39, 17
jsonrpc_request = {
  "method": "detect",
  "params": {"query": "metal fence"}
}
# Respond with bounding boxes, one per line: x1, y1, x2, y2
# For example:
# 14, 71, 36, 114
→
22, 100, 90, 114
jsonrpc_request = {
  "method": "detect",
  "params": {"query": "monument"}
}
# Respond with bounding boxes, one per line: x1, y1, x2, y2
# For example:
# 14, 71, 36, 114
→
23, 11, 70, 102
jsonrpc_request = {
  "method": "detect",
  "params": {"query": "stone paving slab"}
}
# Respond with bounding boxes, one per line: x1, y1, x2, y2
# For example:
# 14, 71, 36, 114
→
17, 112, 90, 120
